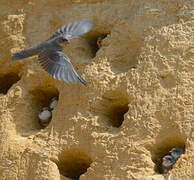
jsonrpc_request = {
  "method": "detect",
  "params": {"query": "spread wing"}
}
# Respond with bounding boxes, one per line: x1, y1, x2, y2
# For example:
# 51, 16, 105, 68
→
49, 19, 95, 40
38, 50, 88, 86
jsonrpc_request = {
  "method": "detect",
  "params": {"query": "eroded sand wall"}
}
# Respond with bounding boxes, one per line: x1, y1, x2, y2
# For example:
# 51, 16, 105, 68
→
0, 0, 193, 179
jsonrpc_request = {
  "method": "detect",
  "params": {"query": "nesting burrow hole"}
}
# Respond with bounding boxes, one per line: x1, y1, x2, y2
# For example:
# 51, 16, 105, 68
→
105, 103, 129, 127
93, 92, 129, 128
56, 149, 92, 180
151, 136, 186, 174
84, 31, 110, 57
30, 86, 59, 128
0, 72, 20, 95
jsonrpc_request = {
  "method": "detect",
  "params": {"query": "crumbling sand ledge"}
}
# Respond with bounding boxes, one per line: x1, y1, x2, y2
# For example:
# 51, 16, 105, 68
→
0, 0, 193, 179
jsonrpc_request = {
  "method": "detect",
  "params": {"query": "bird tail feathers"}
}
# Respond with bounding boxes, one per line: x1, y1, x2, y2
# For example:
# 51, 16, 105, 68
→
12, 47, 38, 61
12, 51, 28, 61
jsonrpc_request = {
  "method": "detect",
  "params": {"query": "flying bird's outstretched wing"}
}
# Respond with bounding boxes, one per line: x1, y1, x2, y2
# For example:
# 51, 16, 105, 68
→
38, 49, 88, 86
12, 20, 95, 61
50, 19, 95, 40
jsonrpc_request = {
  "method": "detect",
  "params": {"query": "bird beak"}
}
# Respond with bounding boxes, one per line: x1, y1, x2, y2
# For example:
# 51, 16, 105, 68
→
60, 41, 69, 47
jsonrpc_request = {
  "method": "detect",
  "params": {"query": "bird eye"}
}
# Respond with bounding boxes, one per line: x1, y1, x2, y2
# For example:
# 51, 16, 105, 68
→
62, 38, 67, 42
57, 37, 69, 44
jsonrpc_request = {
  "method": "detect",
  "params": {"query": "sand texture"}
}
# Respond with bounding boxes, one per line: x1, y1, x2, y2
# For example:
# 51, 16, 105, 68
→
0, 0, 193, 179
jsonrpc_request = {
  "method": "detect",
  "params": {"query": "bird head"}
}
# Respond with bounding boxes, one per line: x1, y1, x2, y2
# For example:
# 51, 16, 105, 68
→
56, 36, 70, 46
97, 35, 107, 48
162, 155, 175, 167
50, 97, 58, 102
170, 147, 184, 159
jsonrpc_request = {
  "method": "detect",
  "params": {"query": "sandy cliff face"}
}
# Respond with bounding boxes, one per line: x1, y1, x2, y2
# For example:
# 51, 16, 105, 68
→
0, 0, 193, 179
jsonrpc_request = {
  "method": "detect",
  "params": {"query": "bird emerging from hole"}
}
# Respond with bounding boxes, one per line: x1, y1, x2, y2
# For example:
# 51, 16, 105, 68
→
12, 20, 95, 86
49, 97, 58, 110
97, 35, 107, 48
38, 107, 52, 127
162, 155, 176, 174
170, 147, 184, 161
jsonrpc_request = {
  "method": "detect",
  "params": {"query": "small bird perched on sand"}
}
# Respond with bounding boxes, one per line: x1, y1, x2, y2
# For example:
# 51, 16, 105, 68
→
38, 107, 52, 127
49, 97, 58, 110
170, 147, 184, 161
162, 155, 176, 174
12, 20, 95, 85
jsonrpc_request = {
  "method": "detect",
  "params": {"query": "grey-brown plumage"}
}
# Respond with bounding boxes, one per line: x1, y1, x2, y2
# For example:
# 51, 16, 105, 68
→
12, 20, 95, 86
170, 147, 184, 161
97, 35, 107, 48
49, 97, 58, 110
162, 155, 176, 174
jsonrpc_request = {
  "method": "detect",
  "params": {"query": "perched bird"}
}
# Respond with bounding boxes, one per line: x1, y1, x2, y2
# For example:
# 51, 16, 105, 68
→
49, 97, 58, 110
38, 107, 52, 127
162, 155, 176, 174
97, 35, 107, 48
170, 147, 184, 161
12, 20, 95, 85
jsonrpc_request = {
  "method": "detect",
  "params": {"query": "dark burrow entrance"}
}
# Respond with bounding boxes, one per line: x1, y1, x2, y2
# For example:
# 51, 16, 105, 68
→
151, 136, 186, 174
14, 85, 59, 136
91, 91, 129, 128
85, 32, 109, 57
56, 149, 92, 180
105, 104, 129, 127
30, 86, 59, 128
0, 72, 20, 94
